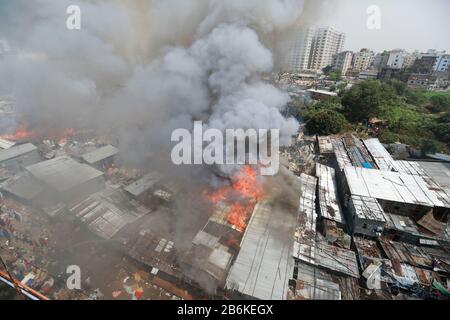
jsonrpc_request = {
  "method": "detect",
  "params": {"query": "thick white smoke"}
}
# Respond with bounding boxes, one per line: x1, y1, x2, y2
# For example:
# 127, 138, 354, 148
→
0, 0, 310, 171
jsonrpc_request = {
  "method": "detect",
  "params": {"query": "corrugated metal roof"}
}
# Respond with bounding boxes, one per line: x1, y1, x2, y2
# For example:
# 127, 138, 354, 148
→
0, 172, 43, 201
0, 143, 37, 163
226, 201, 296, 300
293, 174, 317, 265
316, 164, 345, 225
416, 161, 450, 195
364, 138, 399, 171
26, 156, 104, 192
344, 166, 450, 208
0, 138, 15, 150
342, 135, 376, 169
124, 172, 162, 197
81, 145, 119, 164
350, 195, 386, 222
331, 138, 352, 171
288, 262, 341, 300
315, 242, 359, 278
69, 188, 149, 239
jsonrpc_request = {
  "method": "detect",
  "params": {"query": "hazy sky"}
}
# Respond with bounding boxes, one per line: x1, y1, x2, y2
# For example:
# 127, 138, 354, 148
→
315, 0, 450, 53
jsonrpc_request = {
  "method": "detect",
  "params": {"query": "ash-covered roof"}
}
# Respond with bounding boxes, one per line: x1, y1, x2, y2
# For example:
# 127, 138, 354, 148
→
81, 145, 119, 164
0, 143, 37, 163
25, 156, 104, 192
316, 163, 345, 225
226, 201, 297, 300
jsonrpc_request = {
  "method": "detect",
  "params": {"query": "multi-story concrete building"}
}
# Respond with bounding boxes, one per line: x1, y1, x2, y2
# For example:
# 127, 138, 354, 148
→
433, 54, 450, 72
352, 49, 374, 71
332, 51, 353, 75
371, 52, 390, 71
386, 50, 411, 69
282, 26, 316, 72
309, 27, 345, 71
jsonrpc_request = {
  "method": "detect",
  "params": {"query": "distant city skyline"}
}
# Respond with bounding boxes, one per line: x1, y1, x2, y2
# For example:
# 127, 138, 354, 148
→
314, 0, 450, 53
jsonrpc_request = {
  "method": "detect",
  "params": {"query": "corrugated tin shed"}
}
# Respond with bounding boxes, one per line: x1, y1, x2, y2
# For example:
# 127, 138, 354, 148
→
316, 164, 345, 225
288, 262, 341, 300
0, 172, 43, 201
0, 143, 37, 163
331, 138, 352, 171
25, 156, 104, 192
81, 145, 119, 165
69, 188, 150, 239
124, 172, 162, 198
315, 242, 360, 278
344, 166, 450, 208
416, 161, 450, 195
342, 135, 376, 169
364, 138, 399, 171
226, 201, 296, 300
379, 239, 433, 270
417, 211, 448, 238
350, 195, 386, 222
293, 174, 317, 265
0, 138, 15, 150
395, 160, 427, 176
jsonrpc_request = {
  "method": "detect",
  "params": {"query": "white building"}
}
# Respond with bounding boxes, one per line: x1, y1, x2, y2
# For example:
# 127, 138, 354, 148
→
282, 26, 316, 72
309, 27, 345, 71
434, 54, 450, 72
332, 51, 353, 75
386, 50, 410, 69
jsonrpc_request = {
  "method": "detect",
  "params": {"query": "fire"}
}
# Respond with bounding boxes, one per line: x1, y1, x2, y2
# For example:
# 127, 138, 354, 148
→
0, 123, 37, 141
205, 166, 265, 232
0, 123, 75, 144
57, 128, 75, 145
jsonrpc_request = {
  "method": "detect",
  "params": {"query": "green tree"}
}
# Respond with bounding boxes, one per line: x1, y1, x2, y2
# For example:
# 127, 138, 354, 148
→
341, 80, 398, 121
305, 109, 348, 135
429, 95, 450, 113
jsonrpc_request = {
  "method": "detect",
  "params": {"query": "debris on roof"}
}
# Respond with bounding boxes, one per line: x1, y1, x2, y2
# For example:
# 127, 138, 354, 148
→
364, 138, 398, 171
316, 163, 346, 225
227, 201, 297, 300
344, 166, 450, 208
288, 261, 341, 300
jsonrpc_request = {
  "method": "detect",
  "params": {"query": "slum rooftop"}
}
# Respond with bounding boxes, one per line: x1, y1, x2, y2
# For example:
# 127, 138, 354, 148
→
0, 143, 37, 162
344, 166, 450, 209
25, 156, 104, 192
226, 200, 297, 300
81, 144, 119, 164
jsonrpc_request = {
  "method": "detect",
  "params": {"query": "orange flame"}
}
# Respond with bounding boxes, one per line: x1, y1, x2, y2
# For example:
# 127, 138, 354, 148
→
0, 124, 75, 144
57, 128, 75, 145
0, 123, 37, 141
205, 166, 265, 232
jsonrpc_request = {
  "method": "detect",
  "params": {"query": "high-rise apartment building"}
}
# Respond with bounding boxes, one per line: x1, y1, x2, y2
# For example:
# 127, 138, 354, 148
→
308, 27, 345, 71
282, 26, 316, 72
